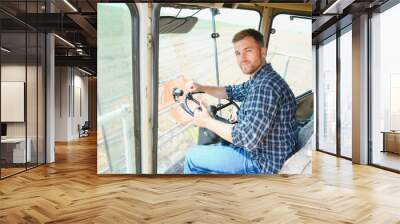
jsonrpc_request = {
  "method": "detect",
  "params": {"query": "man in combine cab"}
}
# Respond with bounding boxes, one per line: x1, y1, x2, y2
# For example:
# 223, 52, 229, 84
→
183, 29, 297, 174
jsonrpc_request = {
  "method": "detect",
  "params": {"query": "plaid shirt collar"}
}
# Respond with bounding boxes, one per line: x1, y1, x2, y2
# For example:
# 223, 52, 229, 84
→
249, 62, 272, 82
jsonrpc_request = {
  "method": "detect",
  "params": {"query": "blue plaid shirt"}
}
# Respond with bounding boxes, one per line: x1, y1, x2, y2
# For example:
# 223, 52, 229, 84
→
225, 63, 297, 174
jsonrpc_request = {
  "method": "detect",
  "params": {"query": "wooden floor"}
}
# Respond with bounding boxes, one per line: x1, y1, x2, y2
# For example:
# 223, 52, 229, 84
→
0, 167, 26, 178
1, 135, 400, 223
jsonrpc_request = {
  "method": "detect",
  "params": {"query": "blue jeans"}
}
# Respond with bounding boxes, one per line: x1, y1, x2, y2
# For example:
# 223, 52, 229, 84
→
183, 143, 261, 174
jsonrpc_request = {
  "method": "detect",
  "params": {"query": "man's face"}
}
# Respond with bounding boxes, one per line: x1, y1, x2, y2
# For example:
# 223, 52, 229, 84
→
234, 36, 267, 75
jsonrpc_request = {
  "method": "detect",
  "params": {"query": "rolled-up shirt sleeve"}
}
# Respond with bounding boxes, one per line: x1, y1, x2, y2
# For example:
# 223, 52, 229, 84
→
231, 84, 280, 152
224, 80, 250, 102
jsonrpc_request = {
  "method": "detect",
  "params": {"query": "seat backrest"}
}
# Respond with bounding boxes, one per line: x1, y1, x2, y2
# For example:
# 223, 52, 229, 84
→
295, 90, 313, 123
294, 90, 313, 151
296, 119, 314, 151
280, 138, 312, 175
82, 121, 90, 129
279, 119, 314, 175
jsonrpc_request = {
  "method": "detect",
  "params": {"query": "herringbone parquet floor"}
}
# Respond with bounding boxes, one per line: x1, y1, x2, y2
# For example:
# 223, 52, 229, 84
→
1, 134, 400, 223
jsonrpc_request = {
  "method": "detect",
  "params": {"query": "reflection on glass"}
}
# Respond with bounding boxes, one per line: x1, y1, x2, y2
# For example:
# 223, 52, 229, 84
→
340, 29, 352, 158
390, 75, 400, 130
38, 33, 46, 165
27, 31, 38, 169
371, 4, 400, 171
97, 3, 136, 174
1, 32, 27, 177
268, 14, 312, 97
0, 1, 46, 178
318, 37, 337, 154
158, 7, 260, 173
214, 8, 260, 86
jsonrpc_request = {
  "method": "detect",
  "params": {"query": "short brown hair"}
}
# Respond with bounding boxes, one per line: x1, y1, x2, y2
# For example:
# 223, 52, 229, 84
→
232, 29, 265, 47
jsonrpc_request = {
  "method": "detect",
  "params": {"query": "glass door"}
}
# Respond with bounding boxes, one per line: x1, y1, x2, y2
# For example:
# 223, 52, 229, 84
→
317, 36, 337, 155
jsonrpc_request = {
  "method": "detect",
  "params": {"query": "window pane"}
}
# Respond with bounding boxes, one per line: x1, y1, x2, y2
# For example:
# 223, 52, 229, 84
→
268, 14, 312, 97
27, 31, 38, 169
214, 8, 260, 86
1, 31, 27, 177
371, 4, 400, 171
157, 7, 260, 173
340, 29, 352, 158
318, 37, 337, 154
97, 3, 137, 174
26, 0, 39, 168
38, 32, 45, 165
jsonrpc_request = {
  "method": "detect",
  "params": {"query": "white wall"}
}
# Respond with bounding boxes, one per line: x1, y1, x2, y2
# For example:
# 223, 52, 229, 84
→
1, 65, 35, 138
1, 82, 25, 122
1, 63, 46, 164
55, 67, 89, 141
1, 65, 26, 138
55, 66, 68, 141
72, 72, 89, 138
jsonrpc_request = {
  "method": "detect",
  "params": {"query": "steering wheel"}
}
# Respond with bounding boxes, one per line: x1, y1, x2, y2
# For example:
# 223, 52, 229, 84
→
172, 88, 239, 124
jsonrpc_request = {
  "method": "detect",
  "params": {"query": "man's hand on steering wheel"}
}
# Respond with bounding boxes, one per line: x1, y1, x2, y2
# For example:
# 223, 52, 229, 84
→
193, 101, 211, 128
172, 85, 239, 124
185, 81, 202, 93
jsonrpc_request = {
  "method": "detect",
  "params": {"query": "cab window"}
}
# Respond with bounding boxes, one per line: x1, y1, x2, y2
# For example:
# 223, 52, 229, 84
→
97, 3, 140, 174
267, 14, 312, 97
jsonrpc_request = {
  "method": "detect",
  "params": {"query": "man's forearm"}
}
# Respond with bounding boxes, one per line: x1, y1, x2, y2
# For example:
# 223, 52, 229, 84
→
205, 118, 233, 143
200, 85, 228, 100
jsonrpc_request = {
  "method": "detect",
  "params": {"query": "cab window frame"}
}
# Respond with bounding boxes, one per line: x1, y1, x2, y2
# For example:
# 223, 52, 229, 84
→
96, 3, 141, 174
266, 11, 312, 51
152, 3, 262, 173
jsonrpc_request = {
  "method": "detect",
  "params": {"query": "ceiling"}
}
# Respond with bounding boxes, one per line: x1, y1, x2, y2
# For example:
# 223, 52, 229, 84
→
0, 0, 97, 74
311, 0, 389, 43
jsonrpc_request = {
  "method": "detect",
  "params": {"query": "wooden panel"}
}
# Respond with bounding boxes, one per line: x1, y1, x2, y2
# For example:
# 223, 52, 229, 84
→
88, 77, 97, 132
